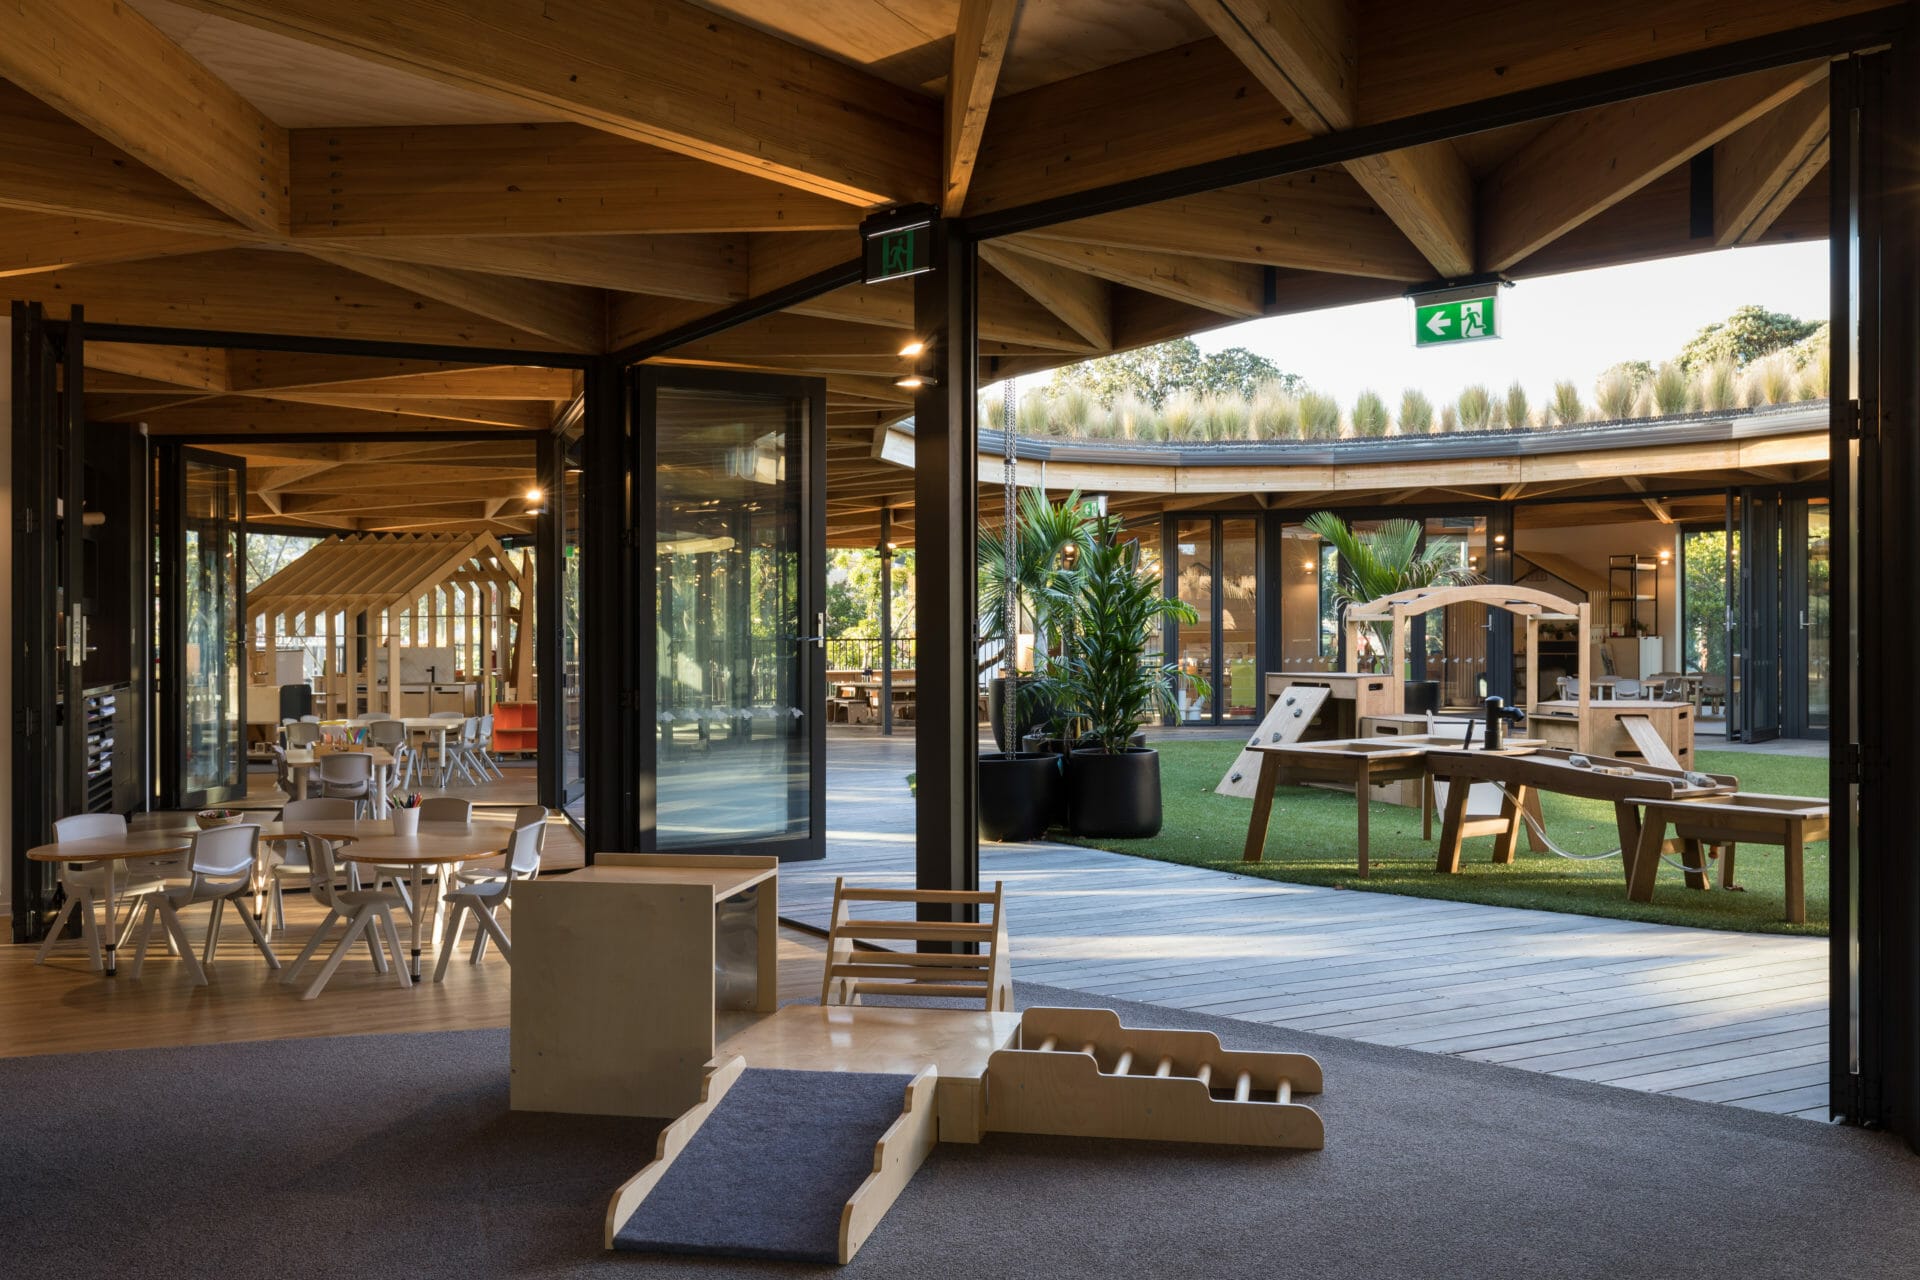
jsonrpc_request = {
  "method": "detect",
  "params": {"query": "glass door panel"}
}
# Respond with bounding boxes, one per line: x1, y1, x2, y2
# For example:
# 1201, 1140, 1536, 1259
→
559, 444, 585, 813
1740, 488, 1781, 743
1423, 516, 1488, 707
638, 372, 824, 859
166, 448, 247, 808
1806, 500, 1832, 734
1277, 524, 1337, 672
1218, 519, 1258, 720
1171, 519, 1215, 722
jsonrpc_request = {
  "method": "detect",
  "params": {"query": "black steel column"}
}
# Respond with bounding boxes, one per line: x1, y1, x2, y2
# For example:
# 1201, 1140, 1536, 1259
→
581, 356, 634, 859
1487, 505, 1516, 702
878, 506, 894, 736
1839, 31, 1920, 1144
912, 225, 980, 919
534, 430, 564, 807
10, 302, 59, 941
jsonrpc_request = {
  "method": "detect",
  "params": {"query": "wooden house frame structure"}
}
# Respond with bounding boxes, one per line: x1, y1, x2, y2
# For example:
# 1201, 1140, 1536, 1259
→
246, 532, 533, 720
1345, 584, 1591, 749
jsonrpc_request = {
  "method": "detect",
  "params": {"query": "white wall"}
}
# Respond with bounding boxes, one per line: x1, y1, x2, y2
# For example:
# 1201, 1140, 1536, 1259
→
1518, 519, 1682, 673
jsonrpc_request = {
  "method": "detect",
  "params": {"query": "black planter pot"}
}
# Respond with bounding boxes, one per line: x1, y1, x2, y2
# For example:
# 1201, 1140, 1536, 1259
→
978, 751, 1063, 843
987, 676, 1056, 752
1065, 747, 1162, 838
1404, 679, 1441, 716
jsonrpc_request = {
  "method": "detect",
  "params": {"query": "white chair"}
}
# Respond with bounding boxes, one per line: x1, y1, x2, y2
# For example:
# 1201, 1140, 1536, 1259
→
265, 799, 358, 931
280, 834, 411, 1000
446, 805, 545, 895
284, 720, 321, 748
129, 824, 280, 985
471, 714, 506, 780
419, 797, 473, 822
434, 815, 543, 980
34, 814, 165, 971
317, 750, 375, 814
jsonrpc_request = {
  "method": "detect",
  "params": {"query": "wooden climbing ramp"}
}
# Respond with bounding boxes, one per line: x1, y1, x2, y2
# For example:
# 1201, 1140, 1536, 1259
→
1216, 684, 1330, 798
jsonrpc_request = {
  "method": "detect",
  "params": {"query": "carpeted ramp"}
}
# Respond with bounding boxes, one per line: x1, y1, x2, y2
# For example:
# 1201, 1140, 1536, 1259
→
610, 1068, 914, 1263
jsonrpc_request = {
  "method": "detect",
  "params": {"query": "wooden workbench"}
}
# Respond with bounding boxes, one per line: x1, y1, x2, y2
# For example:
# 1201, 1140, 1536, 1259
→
1633, 793, 1829, 923
1241, 734, 1545, 877
1427, 749, 1737, 895
509, 854, 779, 1118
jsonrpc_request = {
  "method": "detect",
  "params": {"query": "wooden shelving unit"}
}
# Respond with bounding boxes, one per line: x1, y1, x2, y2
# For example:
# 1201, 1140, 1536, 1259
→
493, 700, 538, 754
1608, 553, 1660, 638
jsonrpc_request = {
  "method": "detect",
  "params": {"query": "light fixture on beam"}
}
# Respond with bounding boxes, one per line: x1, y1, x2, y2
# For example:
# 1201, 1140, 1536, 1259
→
898, 339, 926, 358
894, 374, 936, 390
525, 487, 544, 502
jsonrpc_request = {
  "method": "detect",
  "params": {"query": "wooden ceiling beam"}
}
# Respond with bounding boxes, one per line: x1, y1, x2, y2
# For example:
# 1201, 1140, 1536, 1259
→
135, 396, 534, 436
1714, 82, 1831, 247
944, 0, 1021, 216
288, 123, 858, 237
980, 242, 1114, 349
0, 211, 228, 278
1027, 170, 1431, 280
230, 391, 555, 430
245, 368, 576, 400
5, 250, 576, 352
0, 0, 289, 234
84, 343, 228, 392
1357, 0, 1883, 125
1479, 62, 1827, 272
304, 249, 605, 351
965, 39, 1308, 216
0, 84, 252, 234
1185, 2, 1473, 277
314, 233, 748, 304
169, 0, 938, 205
998, 236, 1265, 319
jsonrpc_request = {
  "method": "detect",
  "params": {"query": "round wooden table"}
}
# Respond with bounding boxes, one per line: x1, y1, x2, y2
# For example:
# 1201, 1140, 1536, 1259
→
26, 831, 196, 976
258, 820, 510, 978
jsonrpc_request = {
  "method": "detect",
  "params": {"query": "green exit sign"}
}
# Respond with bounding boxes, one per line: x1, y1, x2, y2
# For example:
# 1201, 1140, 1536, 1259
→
862, 209, 934, 284
1415, 296, 1498, 346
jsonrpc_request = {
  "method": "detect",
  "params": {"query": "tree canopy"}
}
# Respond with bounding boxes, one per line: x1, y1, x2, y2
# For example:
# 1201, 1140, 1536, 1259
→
1678, 305, 1822, 371
1045, 338, 1301, 407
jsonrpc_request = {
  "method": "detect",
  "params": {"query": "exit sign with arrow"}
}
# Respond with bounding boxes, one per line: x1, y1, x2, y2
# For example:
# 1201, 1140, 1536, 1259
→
1414, 295, 1498, 346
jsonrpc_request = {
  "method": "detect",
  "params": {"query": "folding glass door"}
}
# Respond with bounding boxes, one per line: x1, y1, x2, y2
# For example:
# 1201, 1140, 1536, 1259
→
634, 369, 825, 860
158, 445, 248, 809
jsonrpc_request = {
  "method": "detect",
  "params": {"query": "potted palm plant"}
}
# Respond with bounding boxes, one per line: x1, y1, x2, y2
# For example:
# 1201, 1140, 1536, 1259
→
1031, 517, 1203, 838
976, 489, 1095, 842
1301, 512, 1478, 711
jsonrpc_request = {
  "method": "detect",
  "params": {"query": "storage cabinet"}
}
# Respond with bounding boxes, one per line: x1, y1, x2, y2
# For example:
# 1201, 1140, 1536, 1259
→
493, 700, 537, 753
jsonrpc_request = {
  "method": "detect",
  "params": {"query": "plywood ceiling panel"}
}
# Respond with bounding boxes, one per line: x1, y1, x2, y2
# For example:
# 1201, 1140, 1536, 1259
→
129, 0, 562, 128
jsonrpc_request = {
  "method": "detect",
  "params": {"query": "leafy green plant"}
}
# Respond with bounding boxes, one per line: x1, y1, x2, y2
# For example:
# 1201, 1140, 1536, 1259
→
1594, 367, 1637, 420
1700, 359, 1739, 411
1351, 390, 1390, 437
1652, 361, 1692, 415
1031, 518, 1202, 754
1301, 512, 1479, 672
1399, 389, 1434, 435
1297, 390, 1342, 439
1504, 381, 1531, 430
1457, 384, 1493, 430
1549, 381, 1583, 426
976, 488, 1098, 674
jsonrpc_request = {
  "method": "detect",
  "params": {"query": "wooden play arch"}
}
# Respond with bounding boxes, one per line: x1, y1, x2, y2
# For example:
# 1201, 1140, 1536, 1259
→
1344, 584, 1591, 743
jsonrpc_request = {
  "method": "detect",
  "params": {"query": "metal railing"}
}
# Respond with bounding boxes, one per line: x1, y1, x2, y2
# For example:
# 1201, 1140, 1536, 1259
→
825, 636, 916, 672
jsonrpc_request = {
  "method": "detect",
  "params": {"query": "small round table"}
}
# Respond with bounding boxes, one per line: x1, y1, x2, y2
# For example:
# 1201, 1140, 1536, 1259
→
258, 820, 510, 978
25, 831, 196, 976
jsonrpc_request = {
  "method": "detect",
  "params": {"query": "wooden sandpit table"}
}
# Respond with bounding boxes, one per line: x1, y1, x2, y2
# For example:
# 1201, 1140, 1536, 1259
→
1426, 747, 1754, 900
1242, 733, 1545, 877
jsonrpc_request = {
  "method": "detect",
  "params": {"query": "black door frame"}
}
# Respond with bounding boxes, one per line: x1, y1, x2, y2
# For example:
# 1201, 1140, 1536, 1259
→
156, 443, 250, 811
627, 364, 828, 862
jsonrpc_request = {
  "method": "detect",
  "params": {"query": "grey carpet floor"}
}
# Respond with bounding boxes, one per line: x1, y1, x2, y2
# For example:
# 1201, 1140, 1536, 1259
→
3, 981, 1917, 1279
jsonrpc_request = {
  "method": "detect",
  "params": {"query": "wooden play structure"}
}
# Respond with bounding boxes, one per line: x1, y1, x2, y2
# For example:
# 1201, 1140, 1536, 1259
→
1346, 584, 1592, 740
246, 532, 534, 724
574, 880, 1325, 1265
822, 880, 1013, 1010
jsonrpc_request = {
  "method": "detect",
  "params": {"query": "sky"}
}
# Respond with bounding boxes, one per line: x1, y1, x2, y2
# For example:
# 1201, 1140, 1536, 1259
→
1024, 240, 1830, 411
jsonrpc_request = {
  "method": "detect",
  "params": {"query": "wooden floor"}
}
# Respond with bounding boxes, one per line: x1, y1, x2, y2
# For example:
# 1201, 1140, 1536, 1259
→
801, 735, 1834, 1121
0, 888, 828, 1060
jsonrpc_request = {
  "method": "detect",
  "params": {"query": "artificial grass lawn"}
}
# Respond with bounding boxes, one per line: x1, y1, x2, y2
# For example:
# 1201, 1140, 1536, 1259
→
1064, 741, 1829, 937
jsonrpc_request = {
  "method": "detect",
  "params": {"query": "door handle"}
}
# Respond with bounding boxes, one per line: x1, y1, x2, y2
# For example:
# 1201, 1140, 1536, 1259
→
798, 611, 826, 648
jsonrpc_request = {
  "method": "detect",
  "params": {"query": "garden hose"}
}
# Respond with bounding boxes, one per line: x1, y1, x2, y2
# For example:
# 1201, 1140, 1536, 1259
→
1486, 783, 1719, 875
